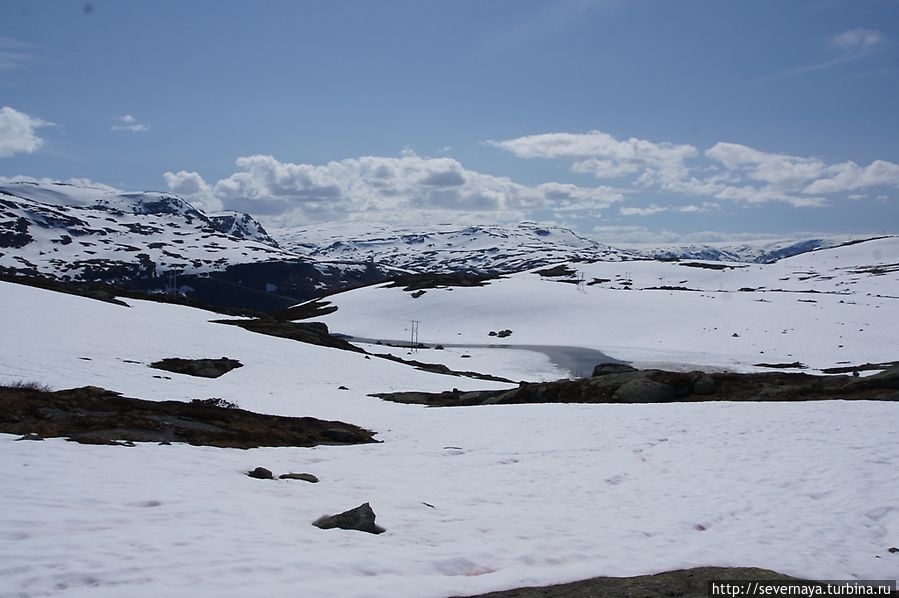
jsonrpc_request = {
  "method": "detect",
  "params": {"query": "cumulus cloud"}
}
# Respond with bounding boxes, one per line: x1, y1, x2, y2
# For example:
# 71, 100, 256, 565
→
162, 170, 221, 212
705, 143, 827, 187
0, 106, 52, 158
488, 129, 697, 184
804, 160, 899, 194
491, 130, 899, 210
111, 114, 149, 132
165, 152, 624, 226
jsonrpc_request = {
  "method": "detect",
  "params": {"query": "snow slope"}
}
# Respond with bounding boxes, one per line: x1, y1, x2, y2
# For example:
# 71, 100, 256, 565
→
2, 278, 899, 597
309, 237, 899, 374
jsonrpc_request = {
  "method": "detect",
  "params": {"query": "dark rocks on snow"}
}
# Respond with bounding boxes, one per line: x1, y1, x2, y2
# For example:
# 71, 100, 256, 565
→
247, 467, 274, 480
312, 502, 385, 535
0, 384, 377, 448
323, 427, 366, 444
373, 365, 899, 408
487, 329, 514, 338
279, 473, 319, 483
149, 357, 243, 378
454, 566, 825, 598
16, 432, 44, 441
593, 363, 637, 376
691, 373, 716, 395
613, 378, 676, 403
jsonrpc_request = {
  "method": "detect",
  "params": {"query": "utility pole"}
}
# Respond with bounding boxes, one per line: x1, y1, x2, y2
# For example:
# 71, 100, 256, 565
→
410, 320, 420, 353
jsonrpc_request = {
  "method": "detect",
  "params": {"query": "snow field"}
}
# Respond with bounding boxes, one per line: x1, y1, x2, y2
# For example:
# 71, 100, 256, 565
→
311, 238, 899, 374
2, 235, 898, 597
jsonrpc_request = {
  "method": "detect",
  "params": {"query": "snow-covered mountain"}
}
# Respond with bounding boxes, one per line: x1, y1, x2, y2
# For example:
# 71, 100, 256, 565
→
0, 182, 394, 310
3, 181, 893, 314
618, 237, 876, 263
0, 181, 289, 281
274, 221, 637, 273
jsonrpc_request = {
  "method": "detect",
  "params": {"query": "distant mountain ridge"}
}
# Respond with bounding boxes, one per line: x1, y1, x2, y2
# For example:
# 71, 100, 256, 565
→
2, 180, 887, 310
273, 221, 636, 273
0, 182, 288, 282
0, 182, 390, 311
617, 238, 871, 264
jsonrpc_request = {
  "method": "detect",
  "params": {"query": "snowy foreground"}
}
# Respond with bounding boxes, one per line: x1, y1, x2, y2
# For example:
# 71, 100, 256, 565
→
2, 241, 899, 597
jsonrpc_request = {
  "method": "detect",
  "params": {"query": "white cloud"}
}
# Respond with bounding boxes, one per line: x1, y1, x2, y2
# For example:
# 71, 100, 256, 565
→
705, 142, 826, 187
111, 114, 149, 132
620, 205, 668, 217
165, 152, 624, 227
831, 28, 884, 53
0, 106, 52, 158
492, 130, 898, 209
591, 225, 684, 244
804, 160, 899, 194
488, 130, 697, 184
162, 170, 221, 212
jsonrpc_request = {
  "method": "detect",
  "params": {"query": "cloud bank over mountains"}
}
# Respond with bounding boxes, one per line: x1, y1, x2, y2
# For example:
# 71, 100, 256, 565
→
161, 129, 897, 227
164, 152, 624, 226
2, 106, 894, 231
491, 130, 899, 212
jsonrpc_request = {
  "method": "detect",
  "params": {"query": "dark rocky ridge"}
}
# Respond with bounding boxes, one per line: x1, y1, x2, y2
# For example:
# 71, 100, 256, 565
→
0, 384, 376, 448
454, 567, 856, 598
373, 364, 899, 407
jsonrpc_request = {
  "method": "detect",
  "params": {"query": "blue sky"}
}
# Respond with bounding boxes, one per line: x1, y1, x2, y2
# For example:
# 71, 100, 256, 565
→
1, 0, 898, 241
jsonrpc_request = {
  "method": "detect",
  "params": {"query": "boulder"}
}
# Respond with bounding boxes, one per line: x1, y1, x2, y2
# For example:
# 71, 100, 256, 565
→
613, 377, 676, 403
313, 502, 385, 534
247, 467, 274, 480
279, 473, 319, 483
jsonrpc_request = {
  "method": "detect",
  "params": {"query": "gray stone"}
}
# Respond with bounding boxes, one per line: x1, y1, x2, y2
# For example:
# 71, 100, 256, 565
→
593, 363, 637, 377
279, 472, 319, 483
313, 502, 385, 534
691, 373, 716, 395
613, 377, 676, 403
247, 466, 274, 480
15, 433, 44, 441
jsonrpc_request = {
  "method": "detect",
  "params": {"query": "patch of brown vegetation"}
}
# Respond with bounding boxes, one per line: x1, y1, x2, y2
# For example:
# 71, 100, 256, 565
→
0, 385, 377, 448
213, 318, 364, 352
